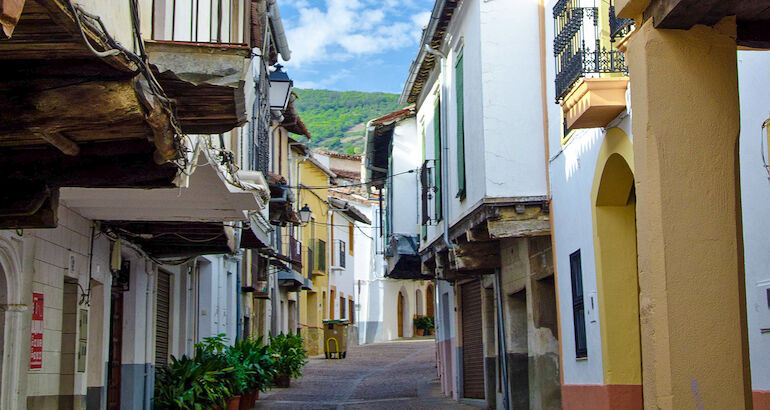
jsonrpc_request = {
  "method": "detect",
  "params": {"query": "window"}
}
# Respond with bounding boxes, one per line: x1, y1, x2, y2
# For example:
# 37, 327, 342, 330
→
570, 250, 588, 358
340, 296, 346, 319
433, 97, 443, 221
334, 240, 346, 268
455, 49, 466, 199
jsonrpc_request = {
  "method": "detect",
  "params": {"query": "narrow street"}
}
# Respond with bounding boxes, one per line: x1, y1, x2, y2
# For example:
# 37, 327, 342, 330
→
255, 339, 475, 409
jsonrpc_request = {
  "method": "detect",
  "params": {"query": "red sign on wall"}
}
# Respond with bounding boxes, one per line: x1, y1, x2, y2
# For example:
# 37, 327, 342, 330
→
30, 292, 44, 370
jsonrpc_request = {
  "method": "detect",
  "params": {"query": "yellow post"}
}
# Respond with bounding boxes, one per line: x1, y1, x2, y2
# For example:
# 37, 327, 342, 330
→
624, 17, 752, 409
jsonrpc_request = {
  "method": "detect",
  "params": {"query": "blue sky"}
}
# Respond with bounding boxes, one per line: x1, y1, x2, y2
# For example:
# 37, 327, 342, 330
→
277, 0, 434, 94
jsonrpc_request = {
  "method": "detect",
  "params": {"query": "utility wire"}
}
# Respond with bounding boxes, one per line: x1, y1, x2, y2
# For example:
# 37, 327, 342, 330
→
280, 168, 418, 190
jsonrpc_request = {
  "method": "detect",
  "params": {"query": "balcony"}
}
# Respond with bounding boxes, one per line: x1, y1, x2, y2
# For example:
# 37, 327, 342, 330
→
553, 2, 628, 102
561, 77, 629, 129
609, 4, 634, 42
289, 237, 303, 268
385, 234, 431, 280
310, 239, 326, 275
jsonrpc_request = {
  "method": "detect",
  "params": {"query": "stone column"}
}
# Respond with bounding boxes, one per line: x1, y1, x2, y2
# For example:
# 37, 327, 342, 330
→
624, 17, 751, 409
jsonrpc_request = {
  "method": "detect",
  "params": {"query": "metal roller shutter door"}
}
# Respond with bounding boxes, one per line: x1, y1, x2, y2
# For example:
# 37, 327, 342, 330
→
155, 270, 171, 366
461, 280, 484, 399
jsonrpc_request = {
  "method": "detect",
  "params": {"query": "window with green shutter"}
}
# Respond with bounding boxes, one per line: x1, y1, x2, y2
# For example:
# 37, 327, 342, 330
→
455, 50, 466, 199
434, 97, 442, 221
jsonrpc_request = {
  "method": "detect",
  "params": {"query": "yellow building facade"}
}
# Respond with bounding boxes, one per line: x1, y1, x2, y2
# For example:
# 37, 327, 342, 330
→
297, 157, 333, 356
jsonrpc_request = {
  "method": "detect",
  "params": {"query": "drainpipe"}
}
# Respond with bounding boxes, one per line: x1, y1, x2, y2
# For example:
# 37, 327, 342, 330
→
267, 0, 291, 61
423, 45, 454, 252
143, 260, 155, 410
235, 254, 242, 342
494, 269, 510, 410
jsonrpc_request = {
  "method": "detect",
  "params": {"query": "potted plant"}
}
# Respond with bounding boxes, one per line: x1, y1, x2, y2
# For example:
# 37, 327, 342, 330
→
231, 337, 275, 408
268, 333, 308, 388
413, 316, 435, 336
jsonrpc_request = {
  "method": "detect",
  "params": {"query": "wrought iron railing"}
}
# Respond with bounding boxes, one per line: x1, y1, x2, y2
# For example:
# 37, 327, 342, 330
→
609, 5, 634, 42
248, 60, 271, 173
289, 237, 302, 265
553, 2, 628, 101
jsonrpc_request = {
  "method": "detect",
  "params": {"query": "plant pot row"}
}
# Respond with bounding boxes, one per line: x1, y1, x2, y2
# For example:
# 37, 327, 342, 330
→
215, 389, 261, 410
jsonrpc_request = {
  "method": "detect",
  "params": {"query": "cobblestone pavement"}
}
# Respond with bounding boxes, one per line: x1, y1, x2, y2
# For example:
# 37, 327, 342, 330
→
254, 338, 475, 409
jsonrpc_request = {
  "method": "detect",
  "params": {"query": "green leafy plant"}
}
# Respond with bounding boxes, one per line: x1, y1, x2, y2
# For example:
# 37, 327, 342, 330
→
268, 333, 308, 379
230, 337, 276, 393
413, 316, 435, 332
153, 354, 230, 410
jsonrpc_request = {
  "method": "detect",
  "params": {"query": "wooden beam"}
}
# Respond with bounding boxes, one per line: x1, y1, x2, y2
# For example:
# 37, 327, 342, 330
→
0, 0, 25, 38
34, 131, 79, 155
449, 241, 500, 273
645, 0, 732, 29
0, 185, 58, 229
487, 205, 550, 239
737, 20, 770, 48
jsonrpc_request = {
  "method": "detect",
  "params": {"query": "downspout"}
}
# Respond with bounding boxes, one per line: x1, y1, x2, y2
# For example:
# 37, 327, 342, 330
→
143, 260, 155, 410
236, 254, 242, 341
267, 0, 291, 61
423, 44, 454, 252
495, 269, 510, 410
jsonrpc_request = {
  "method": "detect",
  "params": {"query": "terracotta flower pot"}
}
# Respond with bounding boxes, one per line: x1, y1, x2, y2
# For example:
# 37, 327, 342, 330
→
239, 391, 254, 410
274, 374, 291, 388
226, 396, 241, 410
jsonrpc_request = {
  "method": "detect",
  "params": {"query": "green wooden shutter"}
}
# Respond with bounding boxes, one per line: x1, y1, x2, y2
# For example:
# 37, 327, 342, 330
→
434, 97, 442, 221
455, 51, 466, 199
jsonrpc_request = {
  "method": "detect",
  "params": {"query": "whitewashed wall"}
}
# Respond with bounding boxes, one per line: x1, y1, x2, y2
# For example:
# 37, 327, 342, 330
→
390, 117, 421, 236
737, 50, 770, 394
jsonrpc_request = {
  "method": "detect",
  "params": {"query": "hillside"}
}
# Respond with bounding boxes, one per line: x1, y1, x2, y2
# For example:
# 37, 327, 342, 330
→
292, 89, 403, 155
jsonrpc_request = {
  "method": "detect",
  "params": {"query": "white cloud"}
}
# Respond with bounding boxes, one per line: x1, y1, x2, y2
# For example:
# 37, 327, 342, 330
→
282, 0, 429, 67
293, 68, 352, 89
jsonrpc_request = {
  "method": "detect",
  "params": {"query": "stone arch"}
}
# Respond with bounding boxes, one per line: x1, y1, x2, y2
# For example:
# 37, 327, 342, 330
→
591, 128, 642, 400
0, 234, 25, 410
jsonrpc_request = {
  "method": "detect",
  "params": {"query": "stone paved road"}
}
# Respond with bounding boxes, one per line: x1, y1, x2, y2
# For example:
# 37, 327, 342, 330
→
254, 338, 475, 409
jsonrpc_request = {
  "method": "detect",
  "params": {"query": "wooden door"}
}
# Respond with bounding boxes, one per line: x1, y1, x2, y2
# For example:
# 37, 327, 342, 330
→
426, 285, 434, 317
461, 280, 484, 399
397, 292, 404, 337
329, 289, 335, 319
107, 291, 123, 410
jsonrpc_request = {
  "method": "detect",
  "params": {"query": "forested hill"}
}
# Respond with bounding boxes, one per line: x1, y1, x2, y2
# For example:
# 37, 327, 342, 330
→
292, 88, 403, 155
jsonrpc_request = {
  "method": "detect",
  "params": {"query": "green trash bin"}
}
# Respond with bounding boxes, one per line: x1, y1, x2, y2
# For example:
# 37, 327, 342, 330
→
323, 319, 349, 359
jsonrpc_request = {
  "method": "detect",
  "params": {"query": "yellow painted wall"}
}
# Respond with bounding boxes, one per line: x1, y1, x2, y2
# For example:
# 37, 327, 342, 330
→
591, 128, 641, 386
298, 159, 331, 356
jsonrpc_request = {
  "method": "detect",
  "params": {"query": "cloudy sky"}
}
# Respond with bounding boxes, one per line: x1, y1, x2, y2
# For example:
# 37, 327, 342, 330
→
277, 0, 434, 94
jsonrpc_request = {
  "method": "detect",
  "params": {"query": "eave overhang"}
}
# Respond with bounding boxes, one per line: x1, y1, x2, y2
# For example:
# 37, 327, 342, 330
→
103, 221, 237, 259
363, 106, 415, 188
59, 148, 269, 222
146, 40, 252, 134
329, 197, 371, 225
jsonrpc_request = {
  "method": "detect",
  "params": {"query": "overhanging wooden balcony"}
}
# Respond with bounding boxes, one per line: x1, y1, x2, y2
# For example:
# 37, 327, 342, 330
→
561, 77, 629, 129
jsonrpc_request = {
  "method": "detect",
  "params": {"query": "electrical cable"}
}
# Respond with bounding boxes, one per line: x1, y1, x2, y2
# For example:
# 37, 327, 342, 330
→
280, 168, 418, 190
761, 118, 770, 180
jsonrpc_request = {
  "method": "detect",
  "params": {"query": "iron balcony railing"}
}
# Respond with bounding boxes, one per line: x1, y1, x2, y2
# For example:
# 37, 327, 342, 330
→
553, 2, 628, 101
289, 237, 302, 266
152, 0, 245, 43
609, 4, 634, 42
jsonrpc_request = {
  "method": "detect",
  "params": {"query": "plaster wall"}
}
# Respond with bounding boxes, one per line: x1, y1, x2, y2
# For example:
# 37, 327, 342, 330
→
547, 118, 632, 387
390, 117, 421, 236
478, 0, 548, 199
737, 50, 770, 394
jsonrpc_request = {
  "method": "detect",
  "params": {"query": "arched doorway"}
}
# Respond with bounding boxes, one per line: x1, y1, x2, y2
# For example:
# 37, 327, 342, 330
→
592, 129, 642, 403
426, 284, 434, 317
415, 289, 423, 316
397, 292, 405, 337
0, 235, 24, 410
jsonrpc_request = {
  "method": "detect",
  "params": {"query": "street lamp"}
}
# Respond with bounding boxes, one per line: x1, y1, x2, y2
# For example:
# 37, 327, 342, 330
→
269, 64, 293, 111
298, 204, 312, 224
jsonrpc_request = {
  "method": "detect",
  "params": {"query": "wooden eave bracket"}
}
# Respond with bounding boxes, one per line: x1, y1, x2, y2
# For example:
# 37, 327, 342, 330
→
0, 0, 25, 38
134, 78, 179, 164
